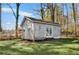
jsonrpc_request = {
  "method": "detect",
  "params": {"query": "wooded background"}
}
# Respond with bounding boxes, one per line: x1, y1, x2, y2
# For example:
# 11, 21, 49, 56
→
0, 3, 79, 39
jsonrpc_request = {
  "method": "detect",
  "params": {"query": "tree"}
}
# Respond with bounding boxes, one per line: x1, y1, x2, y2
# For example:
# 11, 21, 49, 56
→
40, 3, 44, 20
72, 3, 77, 37
16, 3, 20, 38
7, 3, 20, 38
0, 3, 2, 32
56, 4, 59, 23
47, 3, 55, 23
65, 4, 69, 37
55, 4, 63, 24
33, 3, 46, 20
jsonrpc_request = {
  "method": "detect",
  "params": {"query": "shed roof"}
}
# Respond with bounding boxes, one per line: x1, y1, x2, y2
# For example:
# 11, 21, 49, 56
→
21, 16, 60, 26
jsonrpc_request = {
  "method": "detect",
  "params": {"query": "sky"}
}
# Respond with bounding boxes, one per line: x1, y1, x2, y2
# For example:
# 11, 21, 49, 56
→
1, 3, 77, 30
1, 3, 41, 30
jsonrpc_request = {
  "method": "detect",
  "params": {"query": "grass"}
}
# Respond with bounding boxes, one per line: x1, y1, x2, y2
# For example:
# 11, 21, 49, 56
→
0, 38, 79, 55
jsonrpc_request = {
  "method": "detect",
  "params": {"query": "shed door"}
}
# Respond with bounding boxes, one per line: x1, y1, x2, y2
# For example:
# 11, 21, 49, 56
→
45, 27, 52, 38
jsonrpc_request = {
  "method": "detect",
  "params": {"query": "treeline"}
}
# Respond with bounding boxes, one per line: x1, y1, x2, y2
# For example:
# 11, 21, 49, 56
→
0, 3, 79, 38
38, 3, 79, 37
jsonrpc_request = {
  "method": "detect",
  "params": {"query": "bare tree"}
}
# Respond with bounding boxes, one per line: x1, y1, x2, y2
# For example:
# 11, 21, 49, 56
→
65, 4, 69, 37
16, 3, 20, 38
72, 3, 77, 37
7, 4, 16, 18
40, 3, 45, 20
47, 3, 55, 23
7, 3, 20, 38
0, 3, 2, 32
33, 3, 46, 20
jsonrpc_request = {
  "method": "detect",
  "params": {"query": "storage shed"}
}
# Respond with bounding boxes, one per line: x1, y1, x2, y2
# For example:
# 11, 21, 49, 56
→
21, 16, 61, 40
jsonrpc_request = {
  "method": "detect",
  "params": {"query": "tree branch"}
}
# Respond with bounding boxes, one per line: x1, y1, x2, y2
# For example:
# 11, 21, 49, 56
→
6, 3, 16, 18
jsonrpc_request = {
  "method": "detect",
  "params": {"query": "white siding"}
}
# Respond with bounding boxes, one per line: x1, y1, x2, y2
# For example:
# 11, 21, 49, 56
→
52, 26, 60, 38
33, 23, 60, 40
22, 20, 60, 40
22, 20, 34, 40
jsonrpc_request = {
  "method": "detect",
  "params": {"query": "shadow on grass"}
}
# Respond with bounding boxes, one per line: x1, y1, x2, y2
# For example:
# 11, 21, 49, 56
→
0, 38, 79, 55
37, 38, 79, 45
0, 41, 65, 55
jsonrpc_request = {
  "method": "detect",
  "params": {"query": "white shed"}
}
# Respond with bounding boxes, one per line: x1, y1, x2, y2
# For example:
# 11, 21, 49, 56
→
21, 16, 61, 40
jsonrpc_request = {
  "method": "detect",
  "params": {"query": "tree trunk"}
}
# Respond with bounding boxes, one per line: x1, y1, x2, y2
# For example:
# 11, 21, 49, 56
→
40, 3, 44, 20
47, 3, 55, 23
0, 3, 2, 32
51, 4, 55, 23
56, 4, 59, 23
65, 4, 69, 37
72, 3, 76, 37
16, 3, 20, 38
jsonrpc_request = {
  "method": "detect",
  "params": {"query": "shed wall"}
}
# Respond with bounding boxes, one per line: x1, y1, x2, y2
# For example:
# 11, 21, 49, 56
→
21, 21, 60, 40
21, 20, 34, 40
33, 23, 60, 40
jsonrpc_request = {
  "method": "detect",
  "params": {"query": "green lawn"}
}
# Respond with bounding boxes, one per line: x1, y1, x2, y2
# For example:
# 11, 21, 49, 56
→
0, 38, 79, 55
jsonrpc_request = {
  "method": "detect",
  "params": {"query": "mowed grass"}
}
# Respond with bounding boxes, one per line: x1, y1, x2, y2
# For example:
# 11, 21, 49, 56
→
0, 38, 79, 55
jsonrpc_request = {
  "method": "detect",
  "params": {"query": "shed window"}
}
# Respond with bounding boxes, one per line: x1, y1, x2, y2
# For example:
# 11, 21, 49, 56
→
46, 27, 52, 36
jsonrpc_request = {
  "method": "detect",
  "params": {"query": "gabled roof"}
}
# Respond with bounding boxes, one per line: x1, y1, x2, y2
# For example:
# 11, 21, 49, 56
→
21, 16, 60, 26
